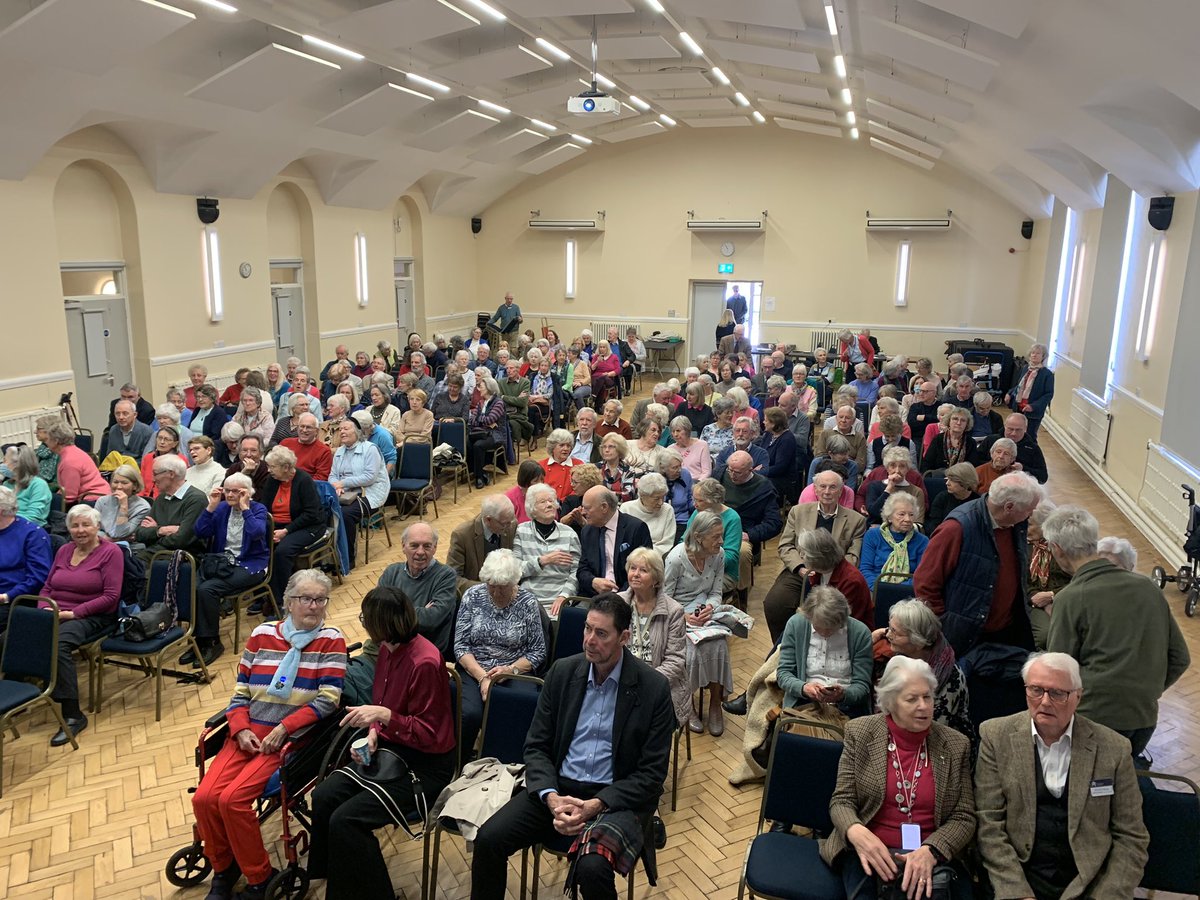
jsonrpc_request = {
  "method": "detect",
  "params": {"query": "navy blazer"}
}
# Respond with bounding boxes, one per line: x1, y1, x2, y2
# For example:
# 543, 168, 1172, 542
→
194, 500, 271, 575
1007, 366, 1055, 418
577, 513, 653, 597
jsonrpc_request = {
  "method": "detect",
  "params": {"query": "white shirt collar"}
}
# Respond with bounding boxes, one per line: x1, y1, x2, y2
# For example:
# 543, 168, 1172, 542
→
1031, 714, 1075, 750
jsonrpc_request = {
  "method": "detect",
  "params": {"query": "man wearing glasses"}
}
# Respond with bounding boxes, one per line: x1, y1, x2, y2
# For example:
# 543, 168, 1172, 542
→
134, 455, 207, 557
280, 414, 332, 481
975, 652, 1148, 900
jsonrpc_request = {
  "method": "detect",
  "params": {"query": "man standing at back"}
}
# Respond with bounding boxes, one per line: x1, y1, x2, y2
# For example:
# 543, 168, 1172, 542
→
489, 291, 522, 336
726, 285, 747, 324
1043, 506, 1190, 758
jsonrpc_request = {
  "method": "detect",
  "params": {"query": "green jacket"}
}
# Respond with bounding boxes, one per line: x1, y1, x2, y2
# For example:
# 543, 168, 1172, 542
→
777, 614, 873, 712
1046, 558, 1190, 730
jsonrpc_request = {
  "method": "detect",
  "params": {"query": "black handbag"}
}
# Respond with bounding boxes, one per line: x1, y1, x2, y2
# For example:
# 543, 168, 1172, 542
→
338, 746, 428, 839
858, 861, 956, 900
117, 603, 174, 642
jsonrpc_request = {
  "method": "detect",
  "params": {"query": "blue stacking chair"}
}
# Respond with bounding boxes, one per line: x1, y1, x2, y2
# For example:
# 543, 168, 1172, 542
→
738, 723, 845, 900
551, 603, 588, 662
91, 551, 208, 722
422, 672, 542, 900
1138, 770, 1200, 896
391, 440, 438, 520
0, 597, 77, 797
873, 580, 914, 630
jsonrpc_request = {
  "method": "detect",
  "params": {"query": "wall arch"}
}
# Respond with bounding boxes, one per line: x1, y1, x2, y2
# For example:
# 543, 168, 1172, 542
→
268, 180, 319, 364
396, 194, 425, 333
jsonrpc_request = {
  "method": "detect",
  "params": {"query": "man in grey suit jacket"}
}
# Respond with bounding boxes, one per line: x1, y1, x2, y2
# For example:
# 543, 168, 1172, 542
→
445, 495, 516, 596
471, 595, 675, 900
975, 652, 1148, 900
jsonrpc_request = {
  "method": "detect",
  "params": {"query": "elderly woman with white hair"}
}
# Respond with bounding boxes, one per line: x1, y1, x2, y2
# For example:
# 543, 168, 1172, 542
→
513, 483, 581, 616
970, 391, 1003, 442
818, 654, 976, 899
617, 548, 690, 726
859, 492, 930, 591
233, 386, 275, 450
1097, 536, 1137, 571
155, 401, 195, 457
975, 436, 1020, 494
454, 548, 546, 752
1024, 499, 1071, 649
700, 395, 737, 462
625, 418, 663, 478
1007, 342, 1055, 438
95, 463, 150, 540
870, 600, 972, 739
620, 472, 676, 555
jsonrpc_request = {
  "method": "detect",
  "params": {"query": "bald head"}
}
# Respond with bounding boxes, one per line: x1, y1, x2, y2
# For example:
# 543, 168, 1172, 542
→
726, 450, 754, 484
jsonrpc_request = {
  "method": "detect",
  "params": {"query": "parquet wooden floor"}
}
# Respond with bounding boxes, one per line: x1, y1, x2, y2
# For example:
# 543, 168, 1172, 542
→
1, 395, 1197, 899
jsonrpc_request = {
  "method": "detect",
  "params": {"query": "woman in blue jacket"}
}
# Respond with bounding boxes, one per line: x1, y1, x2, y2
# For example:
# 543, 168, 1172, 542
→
858, 491, 928, 591
190, 472, 270, 666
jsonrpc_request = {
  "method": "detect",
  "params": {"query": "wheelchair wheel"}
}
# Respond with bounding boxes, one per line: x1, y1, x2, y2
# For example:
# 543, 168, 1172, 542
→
265, 865, 310, 900
1178, 566, 1193, 592
1151, 566, 1168, 590
1186, 587, 1198, 618
165, 843, 211, 886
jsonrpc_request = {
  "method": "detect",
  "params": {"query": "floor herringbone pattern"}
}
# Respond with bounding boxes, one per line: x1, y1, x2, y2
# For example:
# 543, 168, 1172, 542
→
1, 399, 1196, 899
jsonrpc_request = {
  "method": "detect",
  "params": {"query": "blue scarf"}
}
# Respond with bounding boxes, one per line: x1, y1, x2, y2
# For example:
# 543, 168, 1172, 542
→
266, 616, 323, 699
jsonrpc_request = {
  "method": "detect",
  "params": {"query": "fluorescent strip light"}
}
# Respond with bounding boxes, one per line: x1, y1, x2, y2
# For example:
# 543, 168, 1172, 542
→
569, 133, 594, 144
354, 232, 369, 307
460, 0, 505, 20
895, 240, 911, 306
629, 95, 650, 110
138, 0, 194, 16
752, 111, 765, 123
850, 126, 859, 139
846, 111, 856, 125
825, 3, 838, 36
834, 55, 847, 79
436, 0, 480, 24
303, 35, 364, 60
734, 92, 750, 107
711, 67, 730, 86
679, 32, 703, 56
273, 43, 341, 69
194, 0, 237, 12
530, 118, 557, 131
646, 0, 664, 10
659, 113, 676, 125
565, 239, 577, 299
536, 38, 571, 61
520, 46, 552, 66
407, 72, 450, 92
202, 226, 223, 322
1068, 243, 1086, 329
841, 87, 853, 105
477, 98, 511, 114
390, 83, 433, 101
467, 110, 499, 124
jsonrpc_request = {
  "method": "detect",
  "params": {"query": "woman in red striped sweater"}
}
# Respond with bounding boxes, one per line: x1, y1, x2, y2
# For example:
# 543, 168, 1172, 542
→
192, 569, 346, 900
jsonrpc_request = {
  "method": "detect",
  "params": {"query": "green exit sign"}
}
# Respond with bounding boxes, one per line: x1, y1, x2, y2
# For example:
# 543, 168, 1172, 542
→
718, 263, 734, 274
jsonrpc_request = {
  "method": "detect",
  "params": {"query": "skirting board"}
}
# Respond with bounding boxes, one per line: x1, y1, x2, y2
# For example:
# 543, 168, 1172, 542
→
1042, 414, 1186, 571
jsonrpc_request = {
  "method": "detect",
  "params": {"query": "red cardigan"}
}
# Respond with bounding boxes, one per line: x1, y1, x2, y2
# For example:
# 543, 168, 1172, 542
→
839, 334, 876, 369
372, 636, 455, 753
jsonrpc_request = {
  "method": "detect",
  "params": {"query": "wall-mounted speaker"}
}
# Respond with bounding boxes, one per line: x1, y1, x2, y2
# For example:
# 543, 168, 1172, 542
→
1020, 220, 1034, 240
197, 197, 220, 225
1148, 196, 1174, 231
471, 216, 482, 235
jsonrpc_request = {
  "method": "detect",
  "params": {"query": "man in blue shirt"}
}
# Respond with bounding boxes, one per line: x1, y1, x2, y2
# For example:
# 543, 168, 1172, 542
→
471, 594, 675, 900
489, 291, 523, 336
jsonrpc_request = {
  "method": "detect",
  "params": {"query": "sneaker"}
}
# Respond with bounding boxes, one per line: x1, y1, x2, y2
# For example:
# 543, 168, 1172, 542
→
50, 715, 88, 747
246, 600, 264, 616
205, 862, 242, 900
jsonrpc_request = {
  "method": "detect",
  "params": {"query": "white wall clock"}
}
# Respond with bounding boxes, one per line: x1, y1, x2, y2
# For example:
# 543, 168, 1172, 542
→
720, 241, 735, 257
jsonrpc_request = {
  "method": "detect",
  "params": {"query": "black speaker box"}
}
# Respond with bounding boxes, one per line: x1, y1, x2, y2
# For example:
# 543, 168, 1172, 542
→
471, 216, 482, 235
1021, 220, 1034, 240
1148, 196, 1174, 231
196, 197, 219, 225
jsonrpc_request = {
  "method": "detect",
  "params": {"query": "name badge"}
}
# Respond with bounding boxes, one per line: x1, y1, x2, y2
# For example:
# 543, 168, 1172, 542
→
1090, 778, 1114, 797
900, 823, 922, 851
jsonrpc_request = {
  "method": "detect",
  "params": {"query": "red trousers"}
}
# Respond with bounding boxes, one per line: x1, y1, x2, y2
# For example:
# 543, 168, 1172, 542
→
192, 724, 280, 884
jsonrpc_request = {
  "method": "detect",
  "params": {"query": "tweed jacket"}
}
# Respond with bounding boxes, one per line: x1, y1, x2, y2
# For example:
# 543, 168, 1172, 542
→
446, 515, 514, 597
820, 714, 976, 867
778, 502, 867, 568
975, 712, 1149, 900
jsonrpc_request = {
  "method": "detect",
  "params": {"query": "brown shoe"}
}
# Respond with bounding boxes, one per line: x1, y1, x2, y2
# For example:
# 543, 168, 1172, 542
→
707, 702, 725, 737
688, 713, 704, 734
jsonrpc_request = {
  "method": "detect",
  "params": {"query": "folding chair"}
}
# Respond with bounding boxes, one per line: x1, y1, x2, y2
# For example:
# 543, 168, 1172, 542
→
433, 418, 471, 503
737, 721, 845, 900
91, 552, 210, 722
524, 807, 655, 900
230, 515, 277, 647
551, 602, 589, 663
668, 719, 691, 812
0, 598, 78, 798
873, 580, 913, 630
390, 440, 438, 521
421, 672, 543, 900
292, 503, 343, 586
1138, 769, 1200, 896
360, 499, 393, 565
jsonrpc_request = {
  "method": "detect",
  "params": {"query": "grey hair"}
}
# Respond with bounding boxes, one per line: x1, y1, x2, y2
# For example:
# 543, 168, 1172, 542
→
1029, 342, 1049, 358
685, 382, 705, 401
882, 359, 901, 377
882, 446, 910, 467
797, 528, 844, 573
1097, 536, 1137, 571
988, 471, 1044, 509
876, 656, 938, 715
683, 510, 724, 554
824, 433, 851, 456
478, 376, 499, 397
637, 472, 667, 497
793, 363, 809, 379
734, 415, 760, 438
946, 406, 974, 429
876, 397, 901, 415
155, 403, 182, 424
478, 548, 523, 586
725, 386, 749, 408
955, 374, 974, 388
480, 494, 516, 521
1041, 505, 1099, 560
400, 523, 440, 546
350, 410, 374, 435
1028, 498, 1057, 528
326, 394, 350, 413
600, 432, 629, 460
43, 421, 76, 446
525, 483, 559, 517
285, 568, 333, 599
653, 447, 683, 475
67, 503, 102, 527
1022, 650, 1082, 690
698, 374, 715, 386
800, 584, 850, 632
265, 445, 297, 469
669, 415, 692, 435
644, 403, 671, 427
221, 421, 245, 443
990, 437, 1018, 456
973, 391, 993, 408
223, 472, 255, 496
0, 486, 16, 517
545, 428, 574, 450
711, 396, 737, 418
155, 454, 188, 479
604, 398, 624, 415
693, 477, 725, 506
855, 363, 872, 377
188, 364, 209, 376
289, 393, 311, 414
767, 375, 787, 392
881, 490, 919, 523
886, 599, 942, 650
652, 382, 670, 397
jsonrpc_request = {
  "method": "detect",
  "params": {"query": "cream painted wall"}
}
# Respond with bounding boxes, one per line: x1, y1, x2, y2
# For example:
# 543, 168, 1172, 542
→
468, 128, 1034, 360
267, 187, 303, 261
54, 163, 123, 262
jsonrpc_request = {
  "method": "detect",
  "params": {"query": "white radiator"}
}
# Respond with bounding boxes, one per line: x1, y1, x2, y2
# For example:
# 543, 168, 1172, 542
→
0, 407, 65, 446
592, 321, 644, 342
1069, 388, 1112, 463
1139, 442, 1200, 545
811, 329, 839, 353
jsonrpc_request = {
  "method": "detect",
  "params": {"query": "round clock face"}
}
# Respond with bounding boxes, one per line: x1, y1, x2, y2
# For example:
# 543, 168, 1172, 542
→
720, 241, 735, 257
239, 262, 252, 278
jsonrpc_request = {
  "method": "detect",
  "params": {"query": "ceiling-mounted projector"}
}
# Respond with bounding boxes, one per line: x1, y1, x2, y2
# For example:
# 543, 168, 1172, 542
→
568, 92, 620, 116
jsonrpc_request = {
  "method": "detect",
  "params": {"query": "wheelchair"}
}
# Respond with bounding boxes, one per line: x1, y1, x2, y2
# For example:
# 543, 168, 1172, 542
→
1149, 483, 1199, 617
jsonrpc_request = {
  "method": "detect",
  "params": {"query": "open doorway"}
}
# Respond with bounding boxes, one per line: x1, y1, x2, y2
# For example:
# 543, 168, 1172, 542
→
270, 261, 305, 366
688, 280, 764, 358
62, 263, 134, 438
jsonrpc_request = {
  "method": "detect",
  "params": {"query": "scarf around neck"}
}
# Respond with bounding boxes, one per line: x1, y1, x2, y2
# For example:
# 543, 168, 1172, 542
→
267, 616, 323, 699
879, 527, 915, 583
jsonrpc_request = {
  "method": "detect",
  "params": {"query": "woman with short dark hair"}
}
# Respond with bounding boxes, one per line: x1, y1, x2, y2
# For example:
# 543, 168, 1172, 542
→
306, 585, 455, 900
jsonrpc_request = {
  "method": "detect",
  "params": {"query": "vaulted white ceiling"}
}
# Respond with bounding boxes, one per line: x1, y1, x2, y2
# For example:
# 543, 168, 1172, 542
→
3, 0, 1200, 218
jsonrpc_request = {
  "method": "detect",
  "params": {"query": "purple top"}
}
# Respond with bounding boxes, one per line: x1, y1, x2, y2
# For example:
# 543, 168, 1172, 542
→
39, 540, 123, 618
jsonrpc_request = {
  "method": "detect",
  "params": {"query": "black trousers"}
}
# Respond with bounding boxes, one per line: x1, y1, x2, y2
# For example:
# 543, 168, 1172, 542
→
270, 526, 326, 607
54, 614, 117, 704
472, 779, 624, 900
763, 569, 807, 644
339, 498, 369, 568
468, 432, 504, 476
195, 565, 265, 640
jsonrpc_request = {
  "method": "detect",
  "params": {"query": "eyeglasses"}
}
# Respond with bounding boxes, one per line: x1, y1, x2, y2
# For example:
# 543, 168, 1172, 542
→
1025, 684, 1076, 703
289, 595, 329, 607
